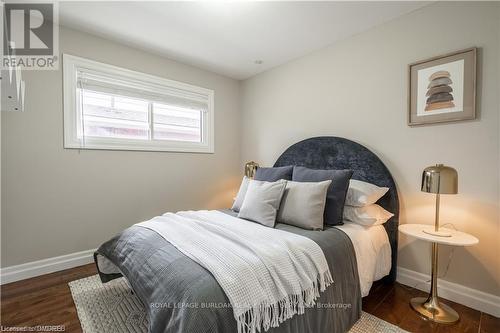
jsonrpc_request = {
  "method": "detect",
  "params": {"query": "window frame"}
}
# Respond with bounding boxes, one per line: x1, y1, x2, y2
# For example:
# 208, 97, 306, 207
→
63, 54, 215, 153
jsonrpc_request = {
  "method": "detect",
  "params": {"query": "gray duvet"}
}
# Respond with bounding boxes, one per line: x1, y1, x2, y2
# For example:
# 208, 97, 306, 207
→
95, 210, 361, 333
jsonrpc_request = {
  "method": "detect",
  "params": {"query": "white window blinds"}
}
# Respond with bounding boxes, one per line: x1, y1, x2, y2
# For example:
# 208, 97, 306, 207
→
76, 69, 209, 111
63, 54, 214, 153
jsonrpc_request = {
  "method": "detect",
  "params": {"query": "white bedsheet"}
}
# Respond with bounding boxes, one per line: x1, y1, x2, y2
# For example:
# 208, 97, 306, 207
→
335, 222, 391, 297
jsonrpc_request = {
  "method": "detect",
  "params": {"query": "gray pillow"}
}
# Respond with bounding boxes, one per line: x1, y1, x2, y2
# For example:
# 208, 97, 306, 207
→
292, 166, 353, 226
238, 180, 287, 227
254, 166, 293, 182
277, 180, 332, 230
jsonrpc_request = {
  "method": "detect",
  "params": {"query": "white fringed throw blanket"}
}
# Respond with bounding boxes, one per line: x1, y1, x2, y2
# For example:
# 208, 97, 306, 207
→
136, 210, 333, 333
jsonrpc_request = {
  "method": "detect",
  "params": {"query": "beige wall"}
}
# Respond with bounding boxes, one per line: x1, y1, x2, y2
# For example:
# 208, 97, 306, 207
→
240, 2, 500, 295
1, 27, 242, 267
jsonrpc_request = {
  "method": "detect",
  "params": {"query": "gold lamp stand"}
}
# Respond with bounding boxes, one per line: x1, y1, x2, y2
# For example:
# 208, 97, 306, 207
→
412, 164, 459, 324
422, 193, 452, 237
410, 243, 459, 324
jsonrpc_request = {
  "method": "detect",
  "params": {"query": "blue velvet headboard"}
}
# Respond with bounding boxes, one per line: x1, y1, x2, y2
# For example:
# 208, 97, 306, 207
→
274, 136, 399, 283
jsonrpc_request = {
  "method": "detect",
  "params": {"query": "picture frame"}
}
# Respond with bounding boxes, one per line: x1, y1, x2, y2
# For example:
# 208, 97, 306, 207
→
408, 47, 477, 126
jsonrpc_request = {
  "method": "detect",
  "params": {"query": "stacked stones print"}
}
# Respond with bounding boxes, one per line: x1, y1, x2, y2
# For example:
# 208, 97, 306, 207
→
425, 70, 455, 111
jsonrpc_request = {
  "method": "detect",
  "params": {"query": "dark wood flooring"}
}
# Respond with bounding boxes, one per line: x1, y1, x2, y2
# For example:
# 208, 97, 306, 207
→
1, 264, 498, 332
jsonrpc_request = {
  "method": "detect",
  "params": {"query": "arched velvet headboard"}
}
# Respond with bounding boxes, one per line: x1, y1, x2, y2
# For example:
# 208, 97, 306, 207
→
274, 136, 399, 282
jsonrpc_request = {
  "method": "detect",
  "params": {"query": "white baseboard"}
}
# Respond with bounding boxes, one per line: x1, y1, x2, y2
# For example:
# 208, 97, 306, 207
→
0, 248, 97, 285
397, 266, 500, 318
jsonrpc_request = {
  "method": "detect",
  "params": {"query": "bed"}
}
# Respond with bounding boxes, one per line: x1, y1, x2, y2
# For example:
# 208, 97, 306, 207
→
94, 136, 399, 333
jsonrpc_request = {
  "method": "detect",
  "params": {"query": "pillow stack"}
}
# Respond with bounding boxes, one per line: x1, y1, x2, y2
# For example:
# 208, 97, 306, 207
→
232, 165, 350, 230
343, 179, 393, 227
231, 166, 394, 230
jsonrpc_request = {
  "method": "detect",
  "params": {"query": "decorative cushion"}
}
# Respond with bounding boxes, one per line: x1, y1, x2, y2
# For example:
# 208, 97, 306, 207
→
277, 180, 331, 230
238, 180, 287, 227
254, 166, 293, 182
292, 166, 353, 226
343, 204, 394, 227
345, 179, 389, 207
231, 176, 250, 212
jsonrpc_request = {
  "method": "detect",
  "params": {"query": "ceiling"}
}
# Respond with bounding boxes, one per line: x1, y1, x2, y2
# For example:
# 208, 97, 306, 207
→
59, 1, 430, 80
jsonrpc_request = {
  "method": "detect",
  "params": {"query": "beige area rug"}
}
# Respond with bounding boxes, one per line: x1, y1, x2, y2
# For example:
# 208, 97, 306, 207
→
69, 275, 409, 333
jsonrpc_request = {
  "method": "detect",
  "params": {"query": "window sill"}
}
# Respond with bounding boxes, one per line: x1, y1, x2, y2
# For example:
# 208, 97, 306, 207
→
63, 139, 214, 154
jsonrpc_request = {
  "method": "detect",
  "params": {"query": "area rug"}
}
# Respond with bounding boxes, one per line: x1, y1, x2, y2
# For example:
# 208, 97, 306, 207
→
69, 275, 408, 333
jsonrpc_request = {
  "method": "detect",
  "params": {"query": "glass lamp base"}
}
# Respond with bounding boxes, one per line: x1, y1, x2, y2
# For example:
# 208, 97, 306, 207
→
410, 297, 459, 324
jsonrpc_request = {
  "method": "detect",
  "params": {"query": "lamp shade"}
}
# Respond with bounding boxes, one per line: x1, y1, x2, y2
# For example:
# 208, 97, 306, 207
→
421, 164, 458, 194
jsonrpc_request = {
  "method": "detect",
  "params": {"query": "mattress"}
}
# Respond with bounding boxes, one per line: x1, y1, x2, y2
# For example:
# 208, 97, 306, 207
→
335, 221, 392, 297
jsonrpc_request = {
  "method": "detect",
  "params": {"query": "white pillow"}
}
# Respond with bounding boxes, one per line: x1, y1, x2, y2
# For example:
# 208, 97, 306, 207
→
238, 180, 287, 227
343, 204, 394, 226
231, 176, 250, 212
277, 180, 332, 230
345, 179, 389, 207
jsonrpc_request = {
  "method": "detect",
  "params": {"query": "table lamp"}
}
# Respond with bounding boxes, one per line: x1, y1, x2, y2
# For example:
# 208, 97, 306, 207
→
244, 161, 259, 178
410, 163, 460, 323
421, 164, 458, 237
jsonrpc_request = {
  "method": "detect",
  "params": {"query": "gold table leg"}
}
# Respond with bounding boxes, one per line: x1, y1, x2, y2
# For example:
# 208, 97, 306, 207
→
410, 243, 459, 324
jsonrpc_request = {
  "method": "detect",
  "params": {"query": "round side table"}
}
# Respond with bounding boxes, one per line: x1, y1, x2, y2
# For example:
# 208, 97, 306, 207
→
398, 224, 479, 324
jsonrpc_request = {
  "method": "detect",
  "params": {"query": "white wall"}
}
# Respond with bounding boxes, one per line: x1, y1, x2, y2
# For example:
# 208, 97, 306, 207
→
1, 26, 242, 267
240, 2, 500, 296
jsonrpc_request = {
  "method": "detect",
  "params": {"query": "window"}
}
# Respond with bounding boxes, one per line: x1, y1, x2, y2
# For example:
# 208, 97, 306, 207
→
63, 54, 214, 153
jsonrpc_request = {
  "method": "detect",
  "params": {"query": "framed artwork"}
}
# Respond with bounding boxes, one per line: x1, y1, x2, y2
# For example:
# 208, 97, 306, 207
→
408, 47, 476, 126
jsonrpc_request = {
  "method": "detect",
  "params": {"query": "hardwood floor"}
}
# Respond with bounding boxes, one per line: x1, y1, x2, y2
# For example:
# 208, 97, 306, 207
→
364, 281, 499, 333
1, 264, 97, 332
1, 264, 498, 332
